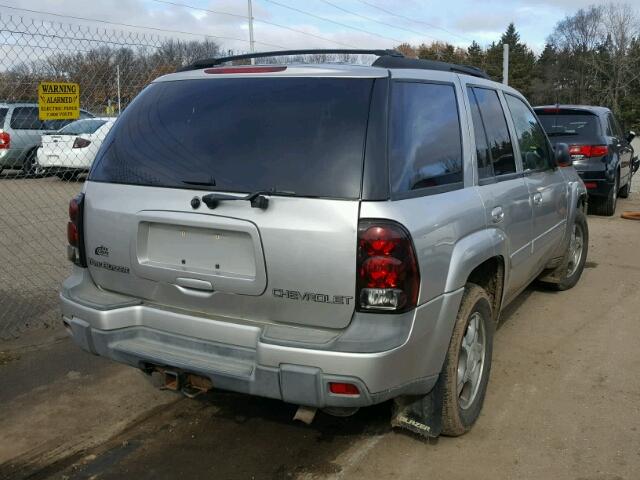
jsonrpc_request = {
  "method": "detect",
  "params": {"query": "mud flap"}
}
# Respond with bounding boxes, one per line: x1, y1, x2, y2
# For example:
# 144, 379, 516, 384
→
390, 376, 444, 438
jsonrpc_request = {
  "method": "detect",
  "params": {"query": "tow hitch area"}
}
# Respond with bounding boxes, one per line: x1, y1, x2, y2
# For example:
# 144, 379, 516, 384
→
150, 367, 213, 398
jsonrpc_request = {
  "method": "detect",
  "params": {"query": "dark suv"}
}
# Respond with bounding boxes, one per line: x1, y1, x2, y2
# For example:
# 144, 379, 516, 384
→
534, 105, 637, 216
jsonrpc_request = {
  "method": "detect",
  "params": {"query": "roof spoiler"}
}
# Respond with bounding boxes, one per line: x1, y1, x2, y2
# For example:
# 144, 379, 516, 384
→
177, 49, 403, 72
177, 48, 491, 80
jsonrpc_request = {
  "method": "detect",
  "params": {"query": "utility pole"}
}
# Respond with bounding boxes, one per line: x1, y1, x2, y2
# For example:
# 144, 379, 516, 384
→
247, 0, 255, 64
116, 64, 121, 115
502, 43, 509, 86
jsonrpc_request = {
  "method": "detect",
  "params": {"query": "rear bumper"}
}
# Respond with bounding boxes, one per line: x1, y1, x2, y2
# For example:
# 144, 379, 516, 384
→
0, 148, 26, 168
37, 148, 91, 169
60, 270, 463, 408
575, 169, 614, 198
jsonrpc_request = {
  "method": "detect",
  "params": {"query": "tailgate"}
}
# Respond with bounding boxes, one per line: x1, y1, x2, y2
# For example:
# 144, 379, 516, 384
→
81, 75, 375, 330
83, 182, 359, 329
41, 134, 76, 153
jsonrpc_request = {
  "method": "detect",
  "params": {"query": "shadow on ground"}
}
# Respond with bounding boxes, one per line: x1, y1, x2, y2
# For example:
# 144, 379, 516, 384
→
14, 392, 392, 480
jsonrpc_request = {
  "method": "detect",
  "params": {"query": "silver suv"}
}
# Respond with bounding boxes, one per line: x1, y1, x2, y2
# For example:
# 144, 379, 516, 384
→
0, 102, 93, 174
60, 50, 588, 437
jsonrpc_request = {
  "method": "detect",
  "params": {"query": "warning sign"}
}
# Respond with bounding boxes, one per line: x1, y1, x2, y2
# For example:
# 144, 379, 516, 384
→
38, 82, 80, 120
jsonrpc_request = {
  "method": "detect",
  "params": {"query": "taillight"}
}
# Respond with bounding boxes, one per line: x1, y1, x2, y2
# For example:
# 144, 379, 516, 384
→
67, 193, 86, 267
204, 66, 287, 74
584, 182, 597, 189
73, 137, 91, 149
356, 220, 420, 313
569, 145, 609, 158
0, 131, 10, 149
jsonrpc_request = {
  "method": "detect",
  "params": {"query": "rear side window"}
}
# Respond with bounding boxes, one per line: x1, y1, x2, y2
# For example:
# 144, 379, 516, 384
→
10, 107, 43, 130
0, 108, 7, 128
608, 113, 623, 138
59, 119, 107, 135
505, 95, 552, 171
90, 78, 374, 199
389, 82, 462, 194
467, 88, 493, 179
470, 88, 516, 176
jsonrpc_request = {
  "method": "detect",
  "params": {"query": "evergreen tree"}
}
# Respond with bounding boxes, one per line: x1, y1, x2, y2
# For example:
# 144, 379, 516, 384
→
466, 41, 485, 69
485, 23, 536, 96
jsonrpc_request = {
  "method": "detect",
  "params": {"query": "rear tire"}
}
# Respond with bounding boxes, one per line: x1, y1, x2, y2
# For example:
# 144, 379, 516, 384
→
590, 175, 618, 216
21, 148, 40, 177
55, 170, 78, 181
441, 283, 494, 436
619, 176, 631, 198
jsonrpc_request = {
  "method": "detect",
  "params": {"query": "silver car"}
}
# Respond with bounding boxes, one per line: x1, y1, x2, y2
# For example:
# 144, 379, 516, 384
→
0, 102, 93, 175
60, 50, 588, 437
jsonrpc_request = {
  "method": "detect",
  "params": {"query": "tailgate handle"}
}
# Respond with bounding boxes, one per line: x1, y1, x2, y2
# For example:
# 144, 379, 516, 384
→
174, 277, 214, 292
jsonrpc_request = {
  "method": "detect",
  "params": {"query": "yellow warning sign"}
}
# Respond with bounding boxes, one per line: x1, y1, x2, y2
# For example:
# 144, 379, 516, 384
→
38, 82, 80, 120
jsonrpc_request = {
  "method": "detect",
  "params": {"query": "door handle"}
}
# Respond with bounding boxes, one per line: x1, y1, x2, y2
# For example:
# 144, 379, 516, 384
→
491, 206, 504, 223
533, 192, 543, 205
175, 277, 214, 292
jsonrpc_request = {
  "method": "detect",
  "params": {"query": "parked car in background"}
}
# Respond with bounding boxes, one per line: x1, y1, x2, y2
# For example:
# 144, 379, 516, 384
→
38, 117, 116, 180
0, 102, 94, 175
61, 50, 588, 438
534, 105, 637, 216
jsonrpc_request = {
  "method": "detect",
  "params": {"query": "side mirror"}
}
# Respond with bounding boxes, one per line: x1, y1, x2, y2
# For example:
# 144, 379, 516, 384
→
627, 131, 636, 143
554, 143, 572, 167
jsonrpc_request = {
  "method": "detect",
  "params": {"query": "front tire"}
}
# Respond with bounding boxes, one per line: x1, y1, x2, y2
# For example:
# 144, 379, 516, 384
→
441, 283, 494, 436
541, 209, 589, 291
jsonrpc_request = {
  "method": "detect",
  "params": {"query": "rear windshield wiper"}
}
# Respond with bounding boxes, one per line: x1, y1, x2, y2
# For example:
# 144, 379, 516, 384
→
200, 189, 296, 210
181, 176, 217, 188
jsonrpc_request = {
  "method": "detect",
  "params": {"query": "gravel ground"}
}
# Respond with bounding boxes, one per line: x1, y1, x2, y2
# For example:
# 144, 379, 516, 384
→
1, 191, 639, 480
0, 173, 82, 339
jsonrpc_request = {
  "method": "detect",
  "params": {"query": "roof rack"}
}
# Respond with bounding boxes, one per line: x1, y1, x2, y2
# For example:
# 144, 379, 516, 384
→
372, 56, 491, 80
177, 48, 492, 80
177, 49, 403, 72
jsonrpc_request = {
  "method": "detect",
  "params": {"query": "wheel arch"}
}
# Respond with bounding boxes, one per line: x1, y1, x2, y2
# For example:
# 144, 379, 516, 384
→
444, 228, 508, 319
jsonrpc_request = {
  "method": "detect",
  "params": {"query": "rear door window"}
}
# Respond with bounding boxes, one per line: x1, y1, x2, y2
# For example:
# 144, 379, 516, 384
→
505, 95, 552, 171
10, 107, 44, 130
0, 108, 7, 128
389, 81, 463, 194
90, 77, 374, 199
470, 87, 516, 176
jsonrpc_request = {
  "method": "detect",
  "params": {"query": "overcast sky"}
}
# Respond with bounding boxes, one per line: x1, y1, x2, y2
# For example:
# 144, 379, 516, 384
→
1, 0, 639, 55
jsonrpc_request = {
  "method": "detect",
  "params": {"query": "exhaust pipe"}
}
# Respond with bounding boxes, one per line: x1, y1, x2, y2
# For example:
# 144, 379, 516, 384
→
293, 406, 317, 425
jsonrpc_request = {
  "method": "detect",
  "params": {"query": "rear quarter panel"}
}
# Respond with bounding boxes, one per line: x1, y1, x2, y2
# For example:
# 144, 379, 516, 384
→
360, 187, 487, 304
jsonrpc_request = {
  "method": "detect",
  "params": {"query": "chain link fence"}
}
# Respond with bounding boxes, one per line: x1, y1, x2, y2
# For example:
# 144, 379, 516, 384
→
0, 14, 223, 339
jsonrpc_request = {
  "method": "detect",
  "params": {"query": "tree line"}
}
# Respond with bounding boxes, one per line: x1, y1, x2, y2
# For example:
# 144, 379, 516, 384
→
398, 3, 640, 130
1, 3, 638, 129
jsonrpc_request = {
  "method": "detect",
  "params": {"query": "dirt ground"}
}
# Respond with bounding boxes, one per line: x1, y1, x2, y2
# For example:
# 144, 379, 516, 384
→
1, 189, 640, 480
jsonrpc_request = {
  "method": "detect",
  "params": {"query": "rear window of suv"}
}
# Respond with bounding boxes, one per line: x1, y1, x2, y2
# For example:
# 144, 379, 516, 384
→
536, 110, 600, 139
90, 77, 375, 199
